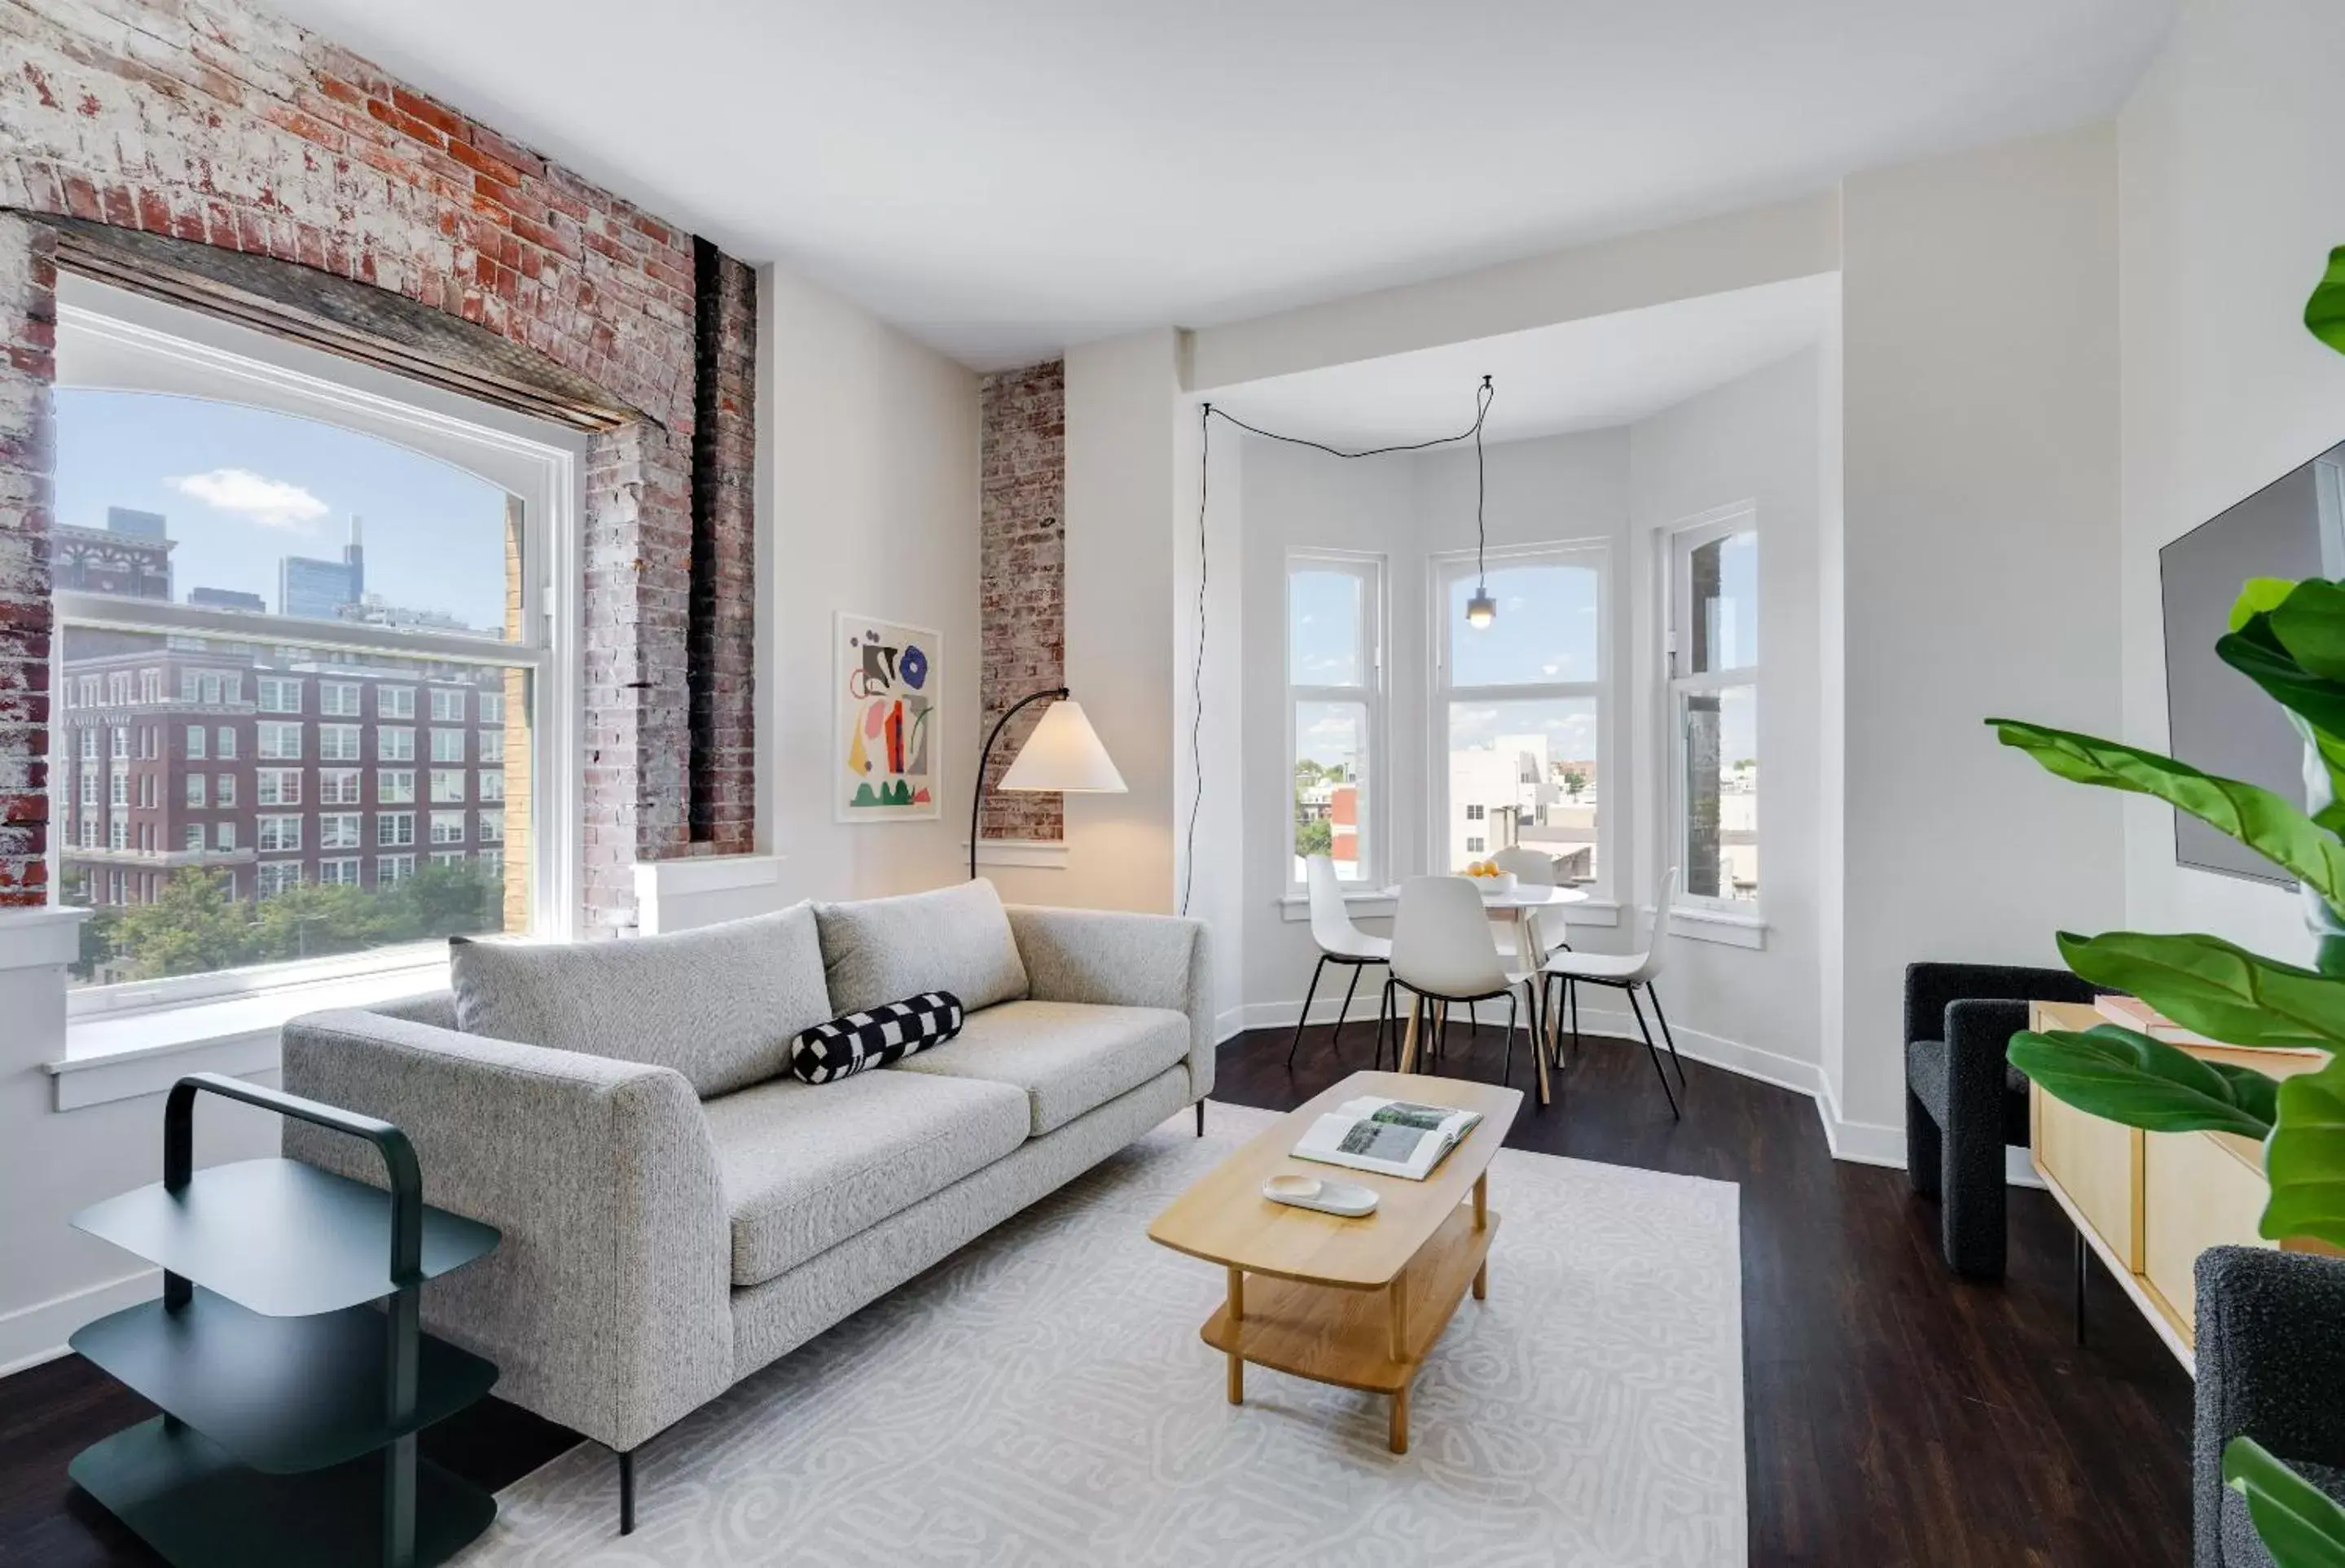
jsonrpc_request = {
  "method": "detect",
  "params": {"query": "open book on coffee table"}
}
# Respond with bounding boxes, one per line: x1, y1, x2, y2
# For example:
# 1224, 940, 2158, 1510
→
1291, 1096, 1486, 1181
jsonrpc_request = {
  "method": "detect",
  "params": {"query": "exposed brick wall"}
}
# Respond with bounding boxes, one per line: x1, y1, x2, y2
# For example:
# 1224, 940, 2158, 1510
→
978, 360, 1065, 843
0, 0, 758, 927
0, 217, 58, 903
689, 241, 755, 852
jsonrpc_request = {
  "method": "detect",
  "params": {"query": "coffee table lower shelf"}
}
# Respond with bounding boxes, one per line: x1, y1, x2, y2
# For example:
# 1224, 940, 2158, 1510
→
1201, 1204, 1498, 1454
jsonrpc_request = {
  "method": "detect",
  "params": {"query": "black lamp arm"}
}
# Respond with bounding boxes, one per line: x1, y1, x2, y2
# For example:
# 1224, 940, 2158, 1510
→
970, 685, 1069, 881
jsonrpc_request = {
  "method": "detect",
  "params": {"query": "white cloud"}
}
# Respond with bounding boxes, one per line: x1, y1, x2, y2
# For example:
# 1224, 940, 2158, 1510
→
168, 468, 329, 531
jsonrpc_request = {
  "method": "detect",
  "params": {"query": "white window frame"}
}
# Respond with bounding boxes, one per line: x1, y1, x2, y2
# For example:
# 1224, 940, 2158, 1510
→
1429, 540, 1613, 902
1661, 504, 1762, 923
51, 275, 585, 1021
1283, 549, 1386, 894
319, 681, 362, 718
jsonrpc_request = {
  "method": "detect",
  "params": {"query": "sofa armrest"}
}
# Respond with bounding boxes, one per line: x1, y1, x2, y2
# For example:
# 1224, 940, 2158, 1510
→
1005, 905, 1214, 1100
2193, 1245, 2345, 1566
1904, 961, 2097, 1048
279, 1008, 732, 1453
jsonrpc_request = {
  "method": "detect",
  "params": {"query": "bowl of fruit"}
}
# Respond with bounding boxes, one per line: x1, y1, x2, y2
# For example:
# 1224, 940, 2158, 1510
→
1463, 861, 1518, 898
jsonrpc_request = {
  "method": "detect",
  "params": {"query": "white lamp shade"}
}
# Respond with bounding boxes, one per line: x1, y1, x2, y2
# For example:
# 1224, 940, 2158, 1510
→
998, 700, 1127, 793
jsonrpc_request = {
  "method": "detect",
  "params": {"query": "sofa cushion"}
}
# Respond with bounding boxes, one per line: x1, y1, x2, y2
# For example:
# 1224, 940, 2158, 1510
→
703, 1069, 1030, 1287
814, 880, 1029, 1017
449, 905, 832, 1100
892, 999, 1191, 1136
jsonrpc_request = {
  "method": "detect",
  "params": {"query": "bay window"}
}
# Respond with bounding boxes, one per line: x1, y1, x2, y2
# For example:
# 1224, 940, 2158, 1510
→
1285, 551, 1384, 887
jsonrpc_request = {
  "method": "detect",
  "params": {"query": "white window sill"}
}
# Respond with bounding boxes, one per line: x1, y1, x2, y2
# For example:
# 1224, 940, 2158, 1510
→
1278, 893, 1621, 928
46, 957, 451, 1111
1665, 904, 1768, 950
968, 839, 1070, 870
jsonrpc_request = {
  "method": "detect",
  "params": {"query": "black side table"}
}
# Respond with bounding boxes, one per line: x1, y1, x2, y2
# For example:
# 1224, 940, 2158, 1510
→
66, 1071, 503, 1568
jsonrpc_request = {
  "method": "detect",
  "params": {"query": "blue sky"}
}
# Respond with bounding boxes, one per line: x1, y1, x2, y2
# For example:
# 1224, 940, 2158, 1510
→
54, 389, 512, 632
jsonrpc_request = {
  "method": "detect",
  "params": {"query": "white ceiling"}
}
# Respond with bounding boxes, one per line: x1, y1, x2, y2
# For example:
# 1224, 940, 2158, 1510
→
261, 0, 2174, 371
1206, 275, 1838, 448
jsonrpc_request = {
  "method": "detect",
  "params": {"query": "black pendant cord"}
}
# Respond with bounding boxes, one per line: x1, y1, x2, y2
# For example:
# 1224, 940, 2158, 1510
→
971, 685, 1069, 883
1474, 374, 1490, 599
1180, 377, 1495, 916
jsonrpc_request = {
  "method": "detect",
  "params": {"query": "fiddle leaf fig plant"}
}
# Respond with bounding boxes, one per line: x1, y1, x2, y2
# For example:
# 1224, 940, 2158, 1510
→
1979, 256, 2345, 1566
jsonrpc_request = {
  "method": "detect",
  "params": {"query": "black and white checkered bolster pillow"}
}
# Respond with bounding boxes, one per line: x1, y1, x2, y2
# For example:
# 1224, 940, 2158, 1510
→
789, 990, 966, 1084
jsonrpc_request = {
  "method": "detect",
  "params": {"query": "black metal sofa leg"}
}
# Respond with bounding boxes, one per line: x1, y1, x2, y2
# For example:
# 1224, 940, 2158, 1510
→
619, 1447, 635, 1535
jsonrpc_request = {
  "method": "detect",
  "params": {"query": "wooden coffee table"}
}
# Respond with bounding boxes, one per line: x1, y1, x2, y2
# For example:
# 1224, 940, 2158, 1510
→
1147, 1070, 1522, 1453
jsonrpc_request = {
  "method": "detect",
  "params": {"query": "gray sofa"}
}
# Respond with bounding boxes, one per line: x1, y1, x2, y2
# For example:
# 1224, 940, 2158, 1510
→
279, 881, 1211, 1531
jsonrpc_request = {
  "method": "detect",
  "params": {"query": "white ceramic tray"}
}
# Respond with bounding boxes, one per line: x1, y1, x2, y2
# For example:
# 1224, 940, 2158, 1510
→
1261, 1173, 1379, 1218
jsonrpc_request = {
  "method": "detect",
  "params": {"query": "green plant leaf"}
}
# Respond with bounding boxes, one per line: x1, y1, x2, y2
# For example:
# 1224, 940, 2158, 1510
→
2308, 245, 2345, 360
2007, 1025, 2277, 1139
2054, 930, 2345, 1055
2226, 1435, 2345, 1567
2271, 580, 2345, 683
1988, 718, 2345, 903
2263, 1053, 2345, 1251
2234, 578, 2303, 633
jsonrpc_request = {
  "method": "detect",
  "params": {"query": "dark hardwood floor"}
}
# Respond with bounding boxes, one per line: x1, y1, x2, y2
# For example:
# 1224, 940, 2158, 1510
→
2, 1021, 2192, 1566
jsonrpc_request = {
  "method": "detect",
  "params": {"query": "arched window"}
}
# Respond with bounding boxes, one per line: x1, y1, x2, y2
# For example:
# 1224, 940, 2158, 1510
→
50, 276, 582, 1004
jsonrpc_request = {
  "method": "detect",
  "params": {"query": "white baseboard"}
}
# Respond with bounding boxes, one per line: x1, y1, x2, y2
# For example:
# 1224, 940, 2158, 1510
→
1233, 990, 2044, 1188
0, 1267, 158, 1377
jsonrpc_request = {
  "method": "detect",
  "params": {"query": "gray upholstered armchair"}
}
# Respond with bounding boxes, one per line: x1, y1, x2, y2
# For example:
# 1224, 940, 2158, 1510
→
1903, 961, 2098, 1277
2195, 1245, 2345, 1566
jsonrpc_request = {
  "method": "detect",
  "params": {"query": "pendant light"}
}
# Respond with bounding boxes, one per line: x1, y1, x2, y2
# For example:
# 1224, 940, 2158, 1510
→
1465, 374, 1495, 629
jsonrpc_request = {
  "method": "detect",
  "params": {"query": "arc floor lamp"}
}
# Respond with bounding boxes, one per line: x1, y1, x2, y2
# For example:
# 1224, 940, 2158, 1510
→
969, 687, 1127, 881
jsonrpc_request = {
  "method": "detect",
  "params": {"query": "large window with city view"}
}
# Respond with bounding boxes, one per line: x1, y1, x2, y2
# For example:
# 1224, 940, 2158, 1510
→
49, 281, 575, 998
1287, 551, 1383, 886
1434, 544, 1605, 887
1666, 511, 1759, 907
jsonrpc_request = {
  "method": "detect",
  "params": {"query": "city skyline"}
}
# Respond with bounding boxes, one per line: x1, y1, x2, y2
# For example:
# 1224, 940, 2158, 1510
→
54, 387, 512, 630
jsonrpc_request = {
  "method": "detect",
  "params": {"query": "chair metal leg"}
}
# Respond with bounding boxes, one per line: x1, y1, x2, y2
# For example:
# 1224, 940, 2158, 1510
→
1569, 977, 1581, 1065
1373, 978, 1394, 1070
1196, 1099, 1205, 1137
1286, 955, 1328, 1069
1627, 985, 1681, 1119
1469, 1001, 1481, 1039
1646, 982, 1687, 1088
1501, 993, 1518, 1087
1330, 964, 1364, 1052
619, 1447, 635, 1535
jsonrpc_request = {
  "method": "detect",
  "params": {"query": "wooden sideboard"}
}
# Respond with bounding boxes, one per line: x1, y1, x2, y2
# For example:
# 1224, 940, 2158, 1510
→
2029, 999, 2339, 1371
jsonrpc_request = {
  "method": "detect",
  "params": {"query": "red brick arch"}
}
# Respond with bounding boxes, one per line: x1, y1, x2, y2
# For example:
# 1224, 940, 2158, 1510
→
0, 0, 756, 930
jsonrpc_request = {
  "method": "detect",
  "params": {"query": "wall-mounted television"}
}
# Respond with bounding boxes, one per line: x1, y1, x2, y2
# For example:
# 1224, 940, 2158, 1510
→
2159, 440, 2345, 887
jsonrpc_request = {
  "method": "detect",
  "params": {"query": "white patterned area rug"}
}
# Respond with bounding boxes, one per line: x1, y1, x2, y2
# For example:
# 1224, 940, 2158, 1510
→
457, 1103, 1746, 1567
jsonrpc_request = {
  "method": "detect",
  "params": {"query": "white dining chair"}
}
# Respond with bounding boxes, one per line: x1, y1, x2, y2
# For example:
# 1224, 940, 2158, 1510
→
1489, 845, 1570, 963
1540, 867, 1685, 1117
1387, 875, 1550, 1106
1287, 854, 1394, 1069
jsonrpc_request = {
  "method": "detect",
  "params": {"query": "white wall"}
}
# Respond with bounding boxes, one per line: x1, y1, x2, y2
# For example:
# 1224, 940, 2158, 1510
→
1625, 346, 1829, 1091
2115, 0, 2345, 964
1189, 194, 1841, 391
647, 266, 981, 932
990, 328, 1185, 915
1833, 121, 2126, 1150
